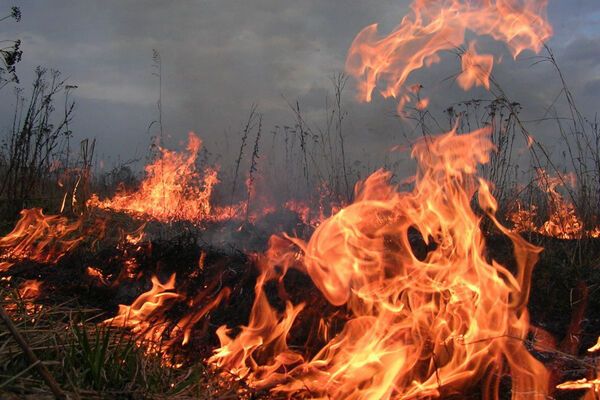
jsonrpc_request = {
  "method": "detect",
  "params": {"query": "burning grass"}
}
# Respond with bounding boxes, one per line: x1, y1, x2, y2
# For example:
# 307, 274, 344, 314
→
1, 0, 600, 399
0, 210, 336, 399
0, 287, 233, 399
0, 128, 599, 399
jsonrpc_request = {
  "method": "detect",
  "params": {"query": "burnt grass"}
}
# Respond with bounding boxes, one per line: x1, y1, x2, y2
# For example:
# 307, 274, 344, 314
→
0, 211, 599, 399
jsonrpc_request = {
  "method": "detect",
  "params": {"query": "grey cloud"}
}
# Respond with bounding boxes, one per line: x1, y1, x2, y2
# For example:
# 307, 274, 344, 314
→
0, 0, 598, 173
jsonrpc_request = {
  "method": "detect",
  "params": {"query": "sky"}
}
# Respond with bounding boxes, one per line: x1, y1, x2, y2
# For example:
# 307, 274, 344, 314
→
0, 0, 599, 174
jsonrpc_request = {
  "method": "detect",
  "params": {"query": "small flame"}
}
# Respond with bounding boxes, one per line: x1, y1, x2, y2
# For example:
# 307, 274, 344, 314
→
415, 97, 430, 110
0, 208, 90, 269
18, 279, 42, 300
508, 170, 600, 239
457, 42, 493, 90
86, 266, 109, 286
589, 337, 600, 353
105, 266, 230, 361
557, 338, 600, 397
104, 274, 181, 352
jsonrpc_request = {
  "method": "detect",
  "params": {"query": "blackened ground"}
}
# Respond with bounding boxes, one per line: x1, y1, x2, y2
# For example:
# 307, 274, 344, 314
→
1, 212, 599, 399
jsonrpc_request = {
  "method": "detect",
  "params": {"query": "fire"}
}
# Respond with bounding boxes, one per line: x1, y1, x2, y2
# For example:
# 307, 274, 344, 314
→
0, 2, 592, 398
508, 170, 600, 239
345, 0, 552, 111
210, 127, 550, 398
86, 266, 109, 286
89, 132, 220, 224
557, 337, 600, 398
0, 208, 87, 270
284, 199, 340, 228
104, 274, 181, 351
18, 279, 42, 300
88, 132, 297, 226
457, 42, 493, 91
105, 268, 230, 361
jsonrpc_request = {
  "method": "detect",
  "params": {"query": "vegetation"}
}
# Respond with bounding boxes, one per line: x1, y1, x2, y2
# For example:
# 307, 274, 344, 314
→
0, 287, 244, 399
0, 4, 598, 400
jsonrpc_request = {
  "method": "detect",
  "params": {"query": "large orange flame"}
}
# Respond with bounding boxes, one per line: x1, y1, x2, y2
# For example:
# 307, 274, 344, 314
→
210, 127, 550, 398
346, 0, 552, 110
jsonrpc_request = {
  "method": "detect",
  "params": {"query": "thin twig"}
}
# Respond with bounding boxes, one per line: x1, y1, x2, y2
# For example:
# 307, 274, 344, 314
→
0, 303, 65, 399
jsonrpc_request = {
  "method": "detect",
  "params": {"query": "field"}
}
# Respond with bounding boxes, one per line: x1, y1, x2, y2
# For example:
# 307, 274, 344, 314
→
0, 2, 599, 400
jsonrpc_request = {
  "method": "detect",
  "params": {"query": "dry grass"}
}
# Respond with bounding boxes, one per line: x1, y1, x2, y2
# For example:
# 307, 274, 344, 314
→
0, 285, 252, 399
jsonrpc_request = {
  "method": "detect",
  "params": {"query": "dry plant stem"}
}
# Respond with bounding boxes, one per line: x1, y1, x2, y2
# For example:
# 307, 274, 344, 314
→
0, 303, 65, 399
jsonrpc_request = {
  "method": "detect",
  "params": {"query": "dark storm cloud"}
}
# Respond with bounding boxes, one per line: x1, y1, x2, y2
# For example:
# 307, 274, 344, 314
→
0, 1, 599, 170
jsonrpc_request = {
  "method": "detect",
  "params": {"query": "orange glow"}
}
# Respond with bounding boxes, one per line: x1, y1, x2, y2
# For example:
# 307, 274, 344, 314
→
415, 97, 430, 110
104, 274, 181, 351
86, 266, 109, 286
345, 0, 552, 110
210, 127, 550, 398
457, 42, 493, 90
18, 279, 41, 300
0, 208, 87, 270
508, 170, 599, 239
284, 199, 339, 228
89, 132, 220, 224
557, 338, 600, 398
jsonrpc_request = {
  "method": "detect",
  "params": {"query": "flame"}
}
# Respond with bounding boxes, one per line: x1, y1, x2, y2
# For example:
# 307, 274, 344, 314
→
210, 127, 550, 398
457, 42, 493, 90
86, 266, 109, 286
88, 132, 295, 225
345, 0, 552, 110
89, 132, 220, 224
508, 170, 600, 239
104, 274, 182, 351
557, 338, 600, 398
0, 208, 88, 269
18, 279, 42, 300
284, 199, 340, 228
105, 269, 230, 360
415, 97, 430, 110
589, 337, 600, 353
209, 246, 305, 384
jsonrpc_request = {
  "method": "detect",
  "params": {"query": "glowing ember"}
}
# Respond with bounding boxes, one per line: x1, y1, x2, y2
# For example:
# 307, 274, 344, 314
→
345, 0, 552, 111
86, 266, 109, 286
18, 279, 42, 300
210, 127, 550, 398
